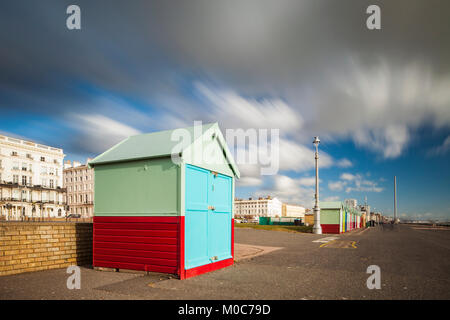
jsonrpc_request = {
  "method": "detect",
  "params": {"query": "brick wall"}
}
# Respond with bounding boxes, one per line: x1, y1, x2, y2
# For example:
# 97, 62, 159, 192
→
0, 222, 92, 276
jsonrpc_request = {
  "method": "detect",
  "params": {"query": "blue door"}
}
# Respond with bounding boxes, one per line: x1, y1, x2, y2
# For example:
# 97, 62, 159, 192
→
185, 164, 232, 269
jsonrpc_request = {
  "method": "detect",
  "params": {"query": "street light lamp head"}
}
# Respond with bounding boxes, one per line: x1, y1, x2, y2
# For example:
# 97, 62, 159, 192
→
313, 136, 320, 146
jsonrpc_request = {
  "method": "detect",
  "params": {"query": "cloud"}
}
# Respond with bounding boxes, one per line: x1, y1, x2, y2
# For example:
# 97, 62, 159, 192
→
67, 113, 141, 155
353, 125, 410, 159
297, 177, 316, 187
254, 175, 315, 207
336, 158, 352, 168
236, 176, 263, 187
324, 196, 340, 202
428, 136, 450, 156
328, 181, 347, 192
340, 173, 357, 181
278, 138, 333, 172
196, 83, 303, 133
329, 172, 384, 194
2, 1, 450, 163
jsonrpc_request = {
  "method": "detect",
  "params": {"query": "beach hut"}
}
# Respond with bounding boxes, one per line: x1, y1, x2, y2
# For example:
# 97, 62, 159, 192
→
319, 201, 344, 234
89, 122, 240, 279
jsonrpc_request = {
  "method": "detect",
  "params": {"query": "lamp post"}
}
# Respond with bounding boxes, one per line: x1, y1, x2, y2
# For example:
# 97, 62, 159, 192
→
313, 136, 322, 234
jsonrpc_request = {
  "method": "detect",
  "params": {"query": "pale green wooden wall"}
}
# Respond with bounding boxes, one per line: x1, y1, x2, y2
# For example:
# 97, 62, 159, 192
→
94, 157, 180, 216
321, 208, 340, 224
182, 125, 236, 178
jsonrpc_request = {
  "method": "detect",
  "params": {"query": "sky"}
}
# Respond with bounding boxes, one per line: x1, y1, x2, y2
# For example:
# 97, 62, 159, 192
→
0, 0, 449, 220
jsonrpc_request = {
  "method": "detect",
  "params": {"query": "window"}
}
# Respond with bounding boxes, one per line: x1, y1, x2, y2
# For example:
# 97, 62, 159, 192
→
29, 176, 32, 185
13, 162, 19, 170
49, 167, 54, 175
11, 151, 18, 156
42, 178, 47, 187
49, 179, 54, 188
40, 156, 45, 162
22, 176, 27, 185
22, 163, 27, 171
13, 174, 19, 184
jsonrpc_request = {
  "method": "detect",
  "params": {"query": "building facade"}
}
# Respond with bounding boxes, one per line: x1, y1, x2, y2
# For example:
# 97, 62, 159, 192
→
63, 159, 94, 218
0, 134, 66, 220
282, 203, 306, 218
345, 198, 358, 209
234, 196, 282, 217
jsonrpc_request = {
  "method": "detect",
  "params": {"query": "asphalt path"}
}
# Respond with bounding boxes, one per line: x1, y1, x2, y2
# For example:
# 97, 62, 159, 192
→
1, 224, 449, 299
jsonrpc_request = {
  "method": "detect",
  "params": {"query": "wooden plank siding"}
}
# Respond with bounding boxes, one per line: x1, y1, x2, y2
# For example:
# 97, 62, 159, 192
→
93, 216, 180, 275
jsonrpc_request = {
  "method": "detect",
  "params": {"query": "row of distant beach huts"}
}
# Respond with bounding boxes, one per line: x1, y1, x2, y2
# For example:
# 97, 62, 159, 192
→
260, 201, 368, 234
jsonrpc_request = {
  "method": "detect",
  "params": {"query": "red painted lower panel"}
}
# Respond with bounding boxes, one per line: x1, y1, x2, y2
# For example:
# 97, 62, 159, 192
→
184, 258, 234, 279
93, 216, 180, 276
93, 216, 234, 280
178, 216, 185, 280
321, 224, 340, 234
94, 260, 178, 274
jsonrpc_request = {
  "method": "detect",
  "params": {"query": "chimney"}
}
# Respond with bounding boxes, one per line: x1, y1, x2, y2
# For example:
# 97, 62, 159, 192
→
63, 160, 72, 169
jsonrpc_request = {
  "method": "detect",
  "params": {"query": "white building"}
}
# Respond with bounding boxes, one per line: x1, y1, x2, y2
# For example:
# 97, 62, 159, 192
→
345, 199, 358, 208
63, 159, 94, 218
0, 134, 66, 220
282, 203, 306, 218
234, 196, 282, 217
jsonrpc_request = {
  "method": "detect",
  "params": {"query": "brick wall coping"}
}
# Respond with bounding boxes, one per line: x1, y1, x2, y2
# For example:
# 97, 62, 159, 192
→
0, 222, 92, 226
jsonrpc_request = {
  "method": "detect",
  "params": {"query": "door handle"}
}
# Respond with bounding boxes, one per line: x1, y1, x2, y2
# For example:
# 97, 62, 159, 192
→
208, 205, 215, 210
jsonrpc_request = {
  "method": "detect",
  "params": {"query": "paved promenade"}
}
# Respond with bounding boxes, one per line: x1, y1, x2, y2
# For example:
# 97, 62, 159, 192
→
1, 224, 449, 299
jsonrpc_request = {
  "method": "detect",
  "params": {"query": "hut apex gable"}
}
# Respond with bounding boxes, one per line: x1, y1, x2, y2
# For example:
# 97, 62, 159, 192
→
88, 122, 239, 178
182, 123, 240, 178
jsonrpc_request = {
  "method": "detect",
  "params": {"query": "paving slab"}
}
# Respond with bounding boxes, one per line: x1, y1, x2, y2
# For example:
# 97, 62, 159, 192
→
234, 243, 283, 262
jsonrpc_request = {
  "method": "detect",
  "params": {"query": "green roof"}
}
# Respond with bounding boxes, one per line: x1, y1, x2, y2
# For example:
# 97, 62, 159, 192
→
89, 122, 240, 178
320, 201, 343, 209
